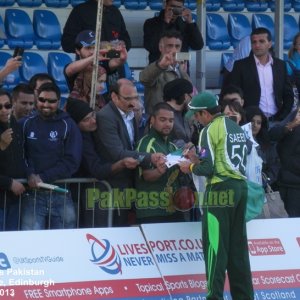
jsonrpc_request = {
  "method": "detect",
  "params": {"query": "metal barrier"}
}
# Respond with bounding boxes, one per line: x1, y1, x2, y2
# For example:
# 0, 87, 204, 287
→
0, 178, 113, 231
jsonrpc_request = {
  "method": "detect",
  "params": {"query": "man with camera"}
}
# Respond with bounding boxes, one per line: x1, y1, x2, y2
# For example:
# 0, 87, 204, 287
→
64, 30, 128, 109
143, 0, 203, 65
139, 30, 192, 115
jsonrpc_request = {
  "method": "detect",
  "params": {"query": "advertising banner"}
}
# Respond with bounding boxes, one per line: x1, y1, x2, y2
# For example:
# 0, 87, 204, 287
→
0, 227, 170, 300
141, 219, 300, 300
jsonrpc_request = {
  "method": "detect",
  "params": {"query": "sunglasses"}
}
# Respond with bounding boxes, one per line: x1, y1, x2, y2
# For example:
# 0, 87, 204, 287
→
38, 97, 58, 104
0, 103, 12, 110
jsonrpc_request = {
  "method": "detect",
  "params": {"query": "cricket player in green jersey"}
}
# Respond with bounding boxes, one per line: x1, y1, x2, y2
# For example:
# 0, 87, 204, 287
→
180, 92, 254, 300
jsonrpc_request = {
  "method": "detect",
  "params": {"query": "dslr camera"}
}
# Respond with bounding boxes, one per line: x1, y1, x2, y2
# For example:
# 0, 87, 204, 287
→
171, 7, 183, 16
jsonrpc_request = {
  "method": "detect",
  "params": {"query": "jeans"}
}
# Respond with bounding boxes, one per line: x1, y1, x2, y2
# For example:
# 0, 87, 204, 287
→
0, 192, 24, 231
21, 190, 76, 230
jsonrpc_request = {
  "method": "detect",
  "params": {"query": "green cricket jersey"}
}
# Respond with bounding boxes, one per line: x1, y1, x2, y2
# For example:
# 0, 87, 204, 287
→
192, 115, 247, 185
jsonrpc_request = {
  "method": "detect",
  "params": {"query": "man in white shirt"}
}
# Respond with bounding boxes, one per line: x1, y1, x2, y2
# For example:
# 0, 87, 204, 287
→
227, 27, 293, 122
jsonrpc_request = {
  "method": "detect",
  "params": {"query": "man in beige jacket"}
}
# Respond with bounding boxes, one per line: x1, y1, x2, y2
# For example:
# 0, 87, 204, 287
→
140, 30, 191, 114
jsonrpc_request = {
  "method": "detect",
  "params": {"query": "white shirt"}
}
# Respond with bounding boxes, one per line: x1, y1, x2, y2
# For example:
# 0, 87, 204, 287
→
117, 108, 135, 149
254, 55, 278, 117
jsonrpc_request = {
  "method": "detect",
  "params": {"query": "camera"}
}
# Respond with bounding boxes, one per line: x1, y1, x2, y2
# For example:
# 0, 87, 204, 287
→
171, 7, 183, 16
175, 52, 191, 62
106, 49, 121, 59
13, 47, 24, 59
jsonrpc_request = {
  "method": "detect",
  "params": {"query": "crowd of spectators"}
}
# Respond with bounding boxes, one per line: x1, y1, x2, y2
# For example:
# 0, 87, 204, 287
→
0, 0, 299, 231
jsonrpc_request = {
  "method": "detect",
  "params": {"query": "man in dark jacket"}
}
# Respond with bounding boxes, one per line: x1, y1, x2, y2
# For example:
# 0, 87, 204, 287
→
66, 98, 139, 227
227, 27, 294, 122
61, 0, 131, 53
0, 89, 26, 231
20, 83, 82, 230
143, 0, 203, 64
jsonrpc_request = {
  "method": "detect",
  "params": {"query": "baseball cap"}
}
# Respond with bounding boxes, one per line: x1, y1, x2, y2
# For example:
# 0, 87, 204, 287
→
75, 30, 96, 48
185, 91, 218, 118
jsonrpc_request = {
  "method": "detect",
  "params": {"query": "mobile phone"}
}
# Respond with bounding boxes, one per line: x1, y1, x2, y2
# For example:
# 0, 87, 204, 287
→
175, 52, 191, 61
106, 49, 121, 59
13, 47, 24, 59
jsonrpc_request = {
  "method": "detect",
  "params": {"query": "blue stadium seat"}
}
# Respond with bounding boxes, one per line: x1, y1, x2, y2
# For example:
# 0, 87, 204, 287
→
148, 0, 162, 10
0, 51, 20, 91
0, 15, 6, 48
245, 0, 268, 12
17, 0, 42, 7
47, 52, 72, 93
113, 0, 122, 7
292, 0, 300, 11
269, 0, 292, 12
123, 0, 147, 9
20, 52, 47, 83
221, 0, 245, 12
220, 52, 233, 86
252, 14, 274, 40
4, 9, 34, 49
186, 0, 197, 10
284, 14, 298, 50
206, 13, 231, 50
33, 10, 61, 50
206, 0, 221, 11
43, 0, 69, 7
70, 0, 85, 6
0, 0, 14, 6
123, 62, 134, 80
228, 13, 251, 48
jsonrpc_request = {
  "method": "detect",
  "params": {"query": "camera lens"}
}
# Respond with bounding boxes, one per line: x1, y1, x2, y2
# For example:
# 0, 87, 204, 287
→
172, 7, 183, 16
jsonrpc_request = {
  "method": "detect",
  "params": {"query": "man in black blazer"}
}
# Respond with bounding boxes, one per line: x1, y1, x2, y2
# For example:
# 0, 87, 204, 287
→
94, 78, 165, 226
227, 27, 294, 122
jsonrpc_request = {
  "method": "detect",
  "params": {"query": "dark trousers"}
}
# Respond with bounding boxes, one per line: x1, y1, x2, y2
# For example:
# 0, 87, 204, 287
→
279, 186, 300, 217
202, 179, 254, 300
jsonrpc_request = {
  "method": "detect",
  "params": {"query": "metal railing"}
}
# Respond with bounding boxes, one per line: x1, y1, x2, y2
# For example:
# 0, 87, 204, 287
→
0, 178, 114, 231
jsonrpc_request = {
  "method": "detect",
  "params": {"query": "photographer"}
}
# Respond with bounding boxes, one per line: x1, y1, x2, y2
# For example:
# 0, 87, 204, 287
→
143, 0, 203, 65
64, 30, 127, 109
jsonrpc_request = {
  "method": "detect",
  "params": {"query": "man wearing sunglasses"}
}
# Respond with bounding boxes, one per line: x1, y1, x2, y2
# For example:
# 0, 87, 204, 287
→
20, 82, 82, 230
0, 89, 26, 231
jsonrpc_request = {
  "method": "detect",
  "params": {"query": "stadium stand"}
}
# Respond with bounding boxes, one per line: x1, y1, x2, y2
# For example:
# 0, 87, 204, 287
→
284, 14, 298, 50
0, 0, 14, 6
186, 0, 197, 10
33, 9, 61, 50
16, 0, 42, 7
43, 0, 69, 8
47, 51, 72, 93
148, 0, 162, 10
123, 0, 147, 10
269, 0, 292, 12
293, 0, 300, 11
0, 15, 6, 48
4, 9, 34, 49
221, 0, 245, 12
206, 0, 222, 12
245, 0, 269, 12
206, 13, 231, 50
20, 51, 47, 82
252, 13, 275, 40
227, 13, 251, 48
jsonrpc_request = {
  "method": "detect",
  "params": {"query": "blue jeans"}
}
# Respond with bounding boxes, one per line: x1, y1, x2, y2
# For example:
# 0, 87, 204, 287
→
0, 201, 21, 231
21, 190, 76, 230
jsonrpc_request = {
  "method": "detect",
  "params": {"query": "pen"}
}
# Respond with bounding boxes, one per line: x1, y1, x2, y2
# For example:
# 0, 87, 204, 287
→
181, 144, 194, 157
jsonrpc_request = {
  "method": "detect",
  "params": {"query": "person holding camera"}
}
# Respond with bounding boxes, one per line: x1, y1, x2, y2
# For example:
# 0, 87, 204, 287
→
64, 30, 128, 110
140, 30, 192, 115
143, 0, 203, 65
